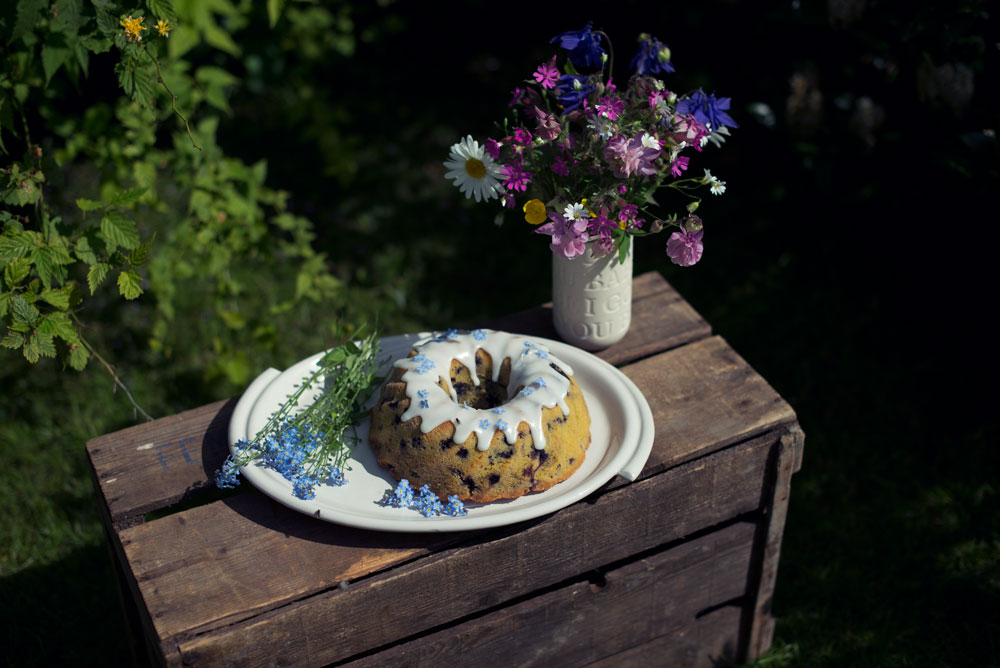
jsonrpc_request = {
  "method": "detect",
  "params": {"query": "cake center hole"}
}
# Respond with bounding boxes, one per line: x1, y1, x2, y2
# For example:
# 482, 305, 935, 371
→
452, 379, 508, 410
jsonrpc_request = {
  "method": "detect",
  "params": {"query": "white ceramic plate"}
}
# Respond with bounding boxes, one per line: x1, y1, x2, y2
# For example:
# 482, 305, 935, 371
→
228, 333, 654, 532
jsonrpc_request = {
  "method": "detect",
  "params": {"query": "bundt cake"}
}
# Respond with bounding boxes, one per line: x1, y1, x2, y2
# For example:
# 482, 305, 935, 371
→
369, 329, 591, 502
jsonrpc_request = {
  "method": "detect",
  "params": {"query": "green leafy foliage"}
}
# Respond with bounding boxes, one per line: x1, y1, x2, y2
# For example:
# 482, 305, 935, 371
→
2, 0, 345, 379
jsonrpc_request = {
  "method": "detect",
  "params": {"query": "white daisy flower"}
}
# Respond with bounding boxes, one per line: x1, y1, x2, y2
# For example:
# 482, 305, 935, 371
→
587, 115, 614, 140
563, 201, 589, 221
443, 136, 504, 202
641, 132, 660, 150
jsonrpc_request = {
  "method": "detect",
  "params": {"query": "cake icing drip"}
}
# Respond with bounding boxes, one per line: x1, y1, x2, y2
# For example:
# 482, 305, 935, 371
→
395, 329, 574, 451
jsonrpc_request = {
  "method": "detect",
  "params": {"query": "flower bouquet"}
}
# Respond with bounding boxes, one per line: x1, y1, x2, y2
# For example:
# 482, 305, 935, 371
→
443, 23, 736, 347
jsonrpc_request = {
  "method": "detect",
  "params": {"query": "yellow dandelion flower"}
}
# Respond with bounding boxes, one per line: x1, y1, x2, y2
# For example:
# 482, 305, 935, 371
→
156, 19, 171, 37
120, 15, 146, 42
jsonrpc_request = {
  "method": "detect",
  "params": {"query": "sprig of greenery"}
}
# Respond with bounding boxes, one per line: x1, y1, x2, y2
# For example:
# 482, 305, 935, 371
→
217, 328, 384, 497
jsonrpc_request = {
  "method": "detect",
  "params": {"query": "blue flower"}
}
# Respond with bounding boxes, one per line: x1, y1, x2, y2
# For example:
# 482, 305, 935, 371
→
443, 495, 468, 517
551, 22, 606, 71
555, 74, 595, 114
535, 377, 547, 388
479, 418, 491, 429
379, 478, 415, 508
292, 475, 319, 500
675, 89, 738, 130
496, 419, 508, 431
493, 406, 505, 414
417, 389, 429, 398
214, 456, 241, 489
630, 34, 675, 77
536, 350, 549, 359
445, 328, 459, 339
473, 329, 487, 341
520, 388, 534, 396
415, 484, 443, 517
420, 399, 430, 408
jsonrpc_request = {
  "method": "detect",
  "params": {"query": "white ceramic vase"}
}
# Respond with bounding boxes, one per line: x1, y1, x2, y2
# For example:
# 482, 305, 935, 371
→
551, 241, 633, 350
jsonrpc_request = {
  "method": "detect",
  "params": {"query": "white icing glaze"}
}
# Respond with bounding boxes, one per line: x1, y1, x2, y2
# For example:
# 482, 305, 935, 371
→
394, 329, 574, 451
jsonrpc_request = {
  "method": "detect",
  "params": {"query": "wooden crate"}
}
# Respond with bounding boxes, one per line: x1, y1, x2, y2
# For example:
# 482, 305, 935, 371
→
86, 272, 803, 667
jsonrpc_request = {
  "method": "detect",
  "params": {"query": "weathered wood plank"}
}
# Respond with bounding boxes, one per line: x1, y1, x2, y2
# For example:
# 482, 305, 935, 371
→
85, 398, 235, 527
623, 336, 797, 479
347, 522, 756, 667
581, 605, 744, 668
486, 271, 711, 366
154, 433, 780, 666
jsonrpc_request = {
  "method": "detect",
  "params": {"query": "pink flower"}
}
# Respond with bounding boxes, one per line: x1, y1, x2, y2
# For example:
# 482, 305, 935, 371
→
503, 192, 517, 208
533, 56, 559, 89
536, 212, 589, 259
552, 155, 570, 177
596, 95, 625, 121
666, 227, 704, 266
501, 161, 532, 192
531, 106, 561, 142
669, 154, 690, 177
603, 134, 661, 178
671, 115, 710, 150
592, 236, 615, 257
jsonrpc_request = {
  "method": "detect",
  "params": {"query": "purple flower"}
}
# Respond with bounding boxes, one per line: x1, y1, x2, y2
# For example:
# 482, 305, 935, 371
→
501, 161, 531, 192
532, 106, 561, 142
551, 22, 606, 71
675, 89, 738, 130
592, 236, 615, 257
596, 95, 625, 120
509, 87, 529, 107
484, 137, 501, 159
552, 155, 570, 177
669, 154, 690, 177
555, 74, 595, 114
671, 115, 711, 150
630, 34, 675, 77
666, 227, 704, 266
603, 134, 661, 178
536, 212, 589, 259
587, 211, 617, 239
512, 127, 533, 145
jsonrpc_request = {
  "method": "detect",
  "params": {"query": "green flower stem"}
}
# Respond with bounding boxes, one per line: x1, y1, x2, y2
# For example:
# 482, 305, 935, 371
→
235, 329, 383, 474
70, 314, 154, 422
143, 46, 201, 152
